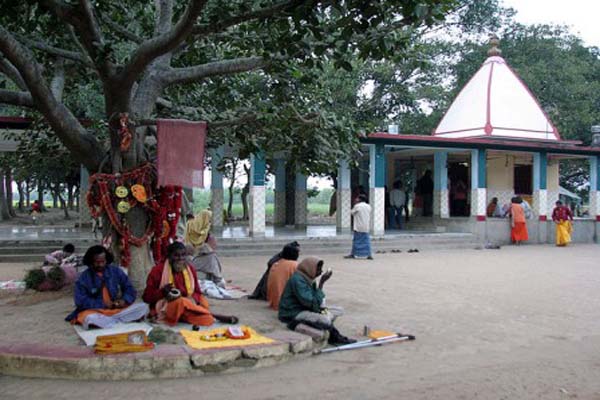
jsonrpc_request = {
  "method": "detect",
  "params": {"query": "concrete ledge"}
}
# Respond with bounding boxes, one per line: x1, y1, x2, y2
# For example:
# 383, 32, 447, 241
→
0, 329, 319, 381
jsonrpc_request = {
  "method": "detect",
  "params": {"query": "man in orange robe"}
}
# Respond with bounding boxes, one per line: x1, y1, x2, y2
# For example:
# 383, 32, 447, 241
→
143, 242, 237, 326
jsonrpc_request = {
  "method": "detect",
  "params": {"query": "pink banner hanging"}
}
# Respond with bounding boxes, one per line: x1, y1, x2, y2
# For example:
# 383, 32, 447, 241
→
157, 119, 206, 188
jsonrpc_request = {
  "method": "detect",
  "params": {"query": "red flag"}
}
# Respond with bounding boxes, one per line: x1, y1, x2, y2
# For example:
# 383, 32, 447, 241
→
157, 119, 206, 188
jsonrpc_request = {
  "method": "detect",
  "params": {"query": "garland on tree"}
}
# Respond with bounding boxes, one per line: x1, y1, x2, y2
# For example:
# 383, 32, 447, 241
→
86, 163, 181, 267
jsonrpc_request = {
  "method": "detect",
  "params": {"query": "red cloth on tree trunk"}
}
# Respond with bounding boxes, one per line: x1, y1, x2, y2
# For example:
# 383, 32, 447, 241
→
157, 119, 206, 188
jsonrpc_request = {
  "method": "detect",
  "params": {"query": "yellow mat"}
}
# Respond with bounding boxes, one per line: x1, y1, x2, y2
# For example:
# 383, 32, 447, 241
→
180, 325, 275, 350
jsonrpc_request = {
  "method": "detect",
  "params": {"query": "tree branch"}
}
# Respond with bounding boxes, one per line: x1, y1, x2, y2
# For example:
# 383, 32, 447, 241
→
38, 0, 114, 79
0, 57, 27, 90
118, 0, 208, 88
99, 13, 143, 44
192, 0, 303, 36
163, 56, 267, 86
0, 26, 104, 171
0, 89, 34, 108
136, 113, 257, 129
15, 34, 93, 67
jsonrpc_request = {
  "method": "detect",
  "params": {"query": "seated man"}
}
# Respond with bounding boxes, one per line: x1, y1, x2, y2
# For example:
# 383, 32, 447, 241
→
266, 244, 300, 310
65, 246, 148, 330
45, 243, 75, 266
248, 241, 300, 300
278, 256, 355, 345
143, 242, 238, 326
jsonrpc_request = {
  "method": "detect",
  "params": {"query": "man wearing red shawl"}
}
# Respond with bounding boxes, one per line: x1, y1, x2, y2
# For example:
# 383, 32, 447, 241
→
143, 242, 237, 326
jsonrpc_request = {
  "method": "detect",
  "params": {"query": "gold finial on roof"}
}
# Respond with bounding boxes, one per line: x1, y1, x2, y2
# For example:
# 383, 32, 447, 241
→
488, 34, 502, 56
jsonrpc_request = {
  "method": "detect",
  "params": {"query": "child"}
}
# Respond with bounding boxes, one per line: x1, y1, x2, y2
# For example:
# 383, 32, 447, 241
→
44, 243, 75, 266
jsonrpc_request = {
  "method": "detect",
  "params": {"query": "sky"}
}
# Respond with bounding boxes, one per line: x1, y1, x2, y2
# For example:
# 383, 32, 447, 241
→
207, 1, 599, 190
502, 0, 600, 47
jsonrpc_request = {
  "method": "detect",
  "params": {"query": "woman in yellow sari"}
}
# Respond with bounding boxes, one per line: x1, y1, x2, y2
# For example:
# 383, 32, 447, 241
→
184, 209, 226, 287
552, 201, 574, 246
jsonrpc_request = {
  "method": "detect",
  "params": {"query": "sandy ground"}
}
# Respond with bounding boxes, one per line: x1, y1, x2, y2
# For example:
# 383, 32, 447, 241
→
2, 244, 600, 399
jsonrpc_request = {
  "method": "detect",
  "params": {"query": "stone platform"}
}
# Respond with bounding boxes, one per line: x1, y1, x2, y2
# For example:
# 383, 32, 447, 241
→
0, 330, 318, 380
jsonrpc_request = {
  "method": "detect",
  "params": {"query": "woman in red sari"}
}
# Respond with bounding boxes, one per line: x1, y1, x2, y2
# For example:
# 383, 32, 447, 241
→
509, 197, 528, 245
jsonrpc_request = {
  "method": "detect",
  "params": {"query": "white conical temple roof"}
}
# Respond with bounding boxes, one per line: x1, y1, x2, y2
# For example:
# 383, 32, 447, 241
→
433, 55, 560, 140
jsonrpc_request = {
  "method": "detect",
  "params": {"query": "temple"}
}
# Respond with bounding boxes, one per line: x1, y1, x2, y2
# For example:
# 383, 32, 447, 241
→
233, 36, 600, 243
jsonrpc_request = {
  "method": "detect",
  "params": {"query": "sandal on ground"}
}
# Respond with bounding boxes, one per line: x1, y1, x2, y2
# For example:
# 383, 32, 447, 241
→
216, 315, 239, 324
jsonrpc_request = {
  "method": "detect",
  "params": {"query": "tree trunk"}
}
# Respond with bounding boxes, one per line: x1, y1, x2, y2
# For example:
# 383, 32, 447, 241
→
67, 183, 75, 210
0, 173, 11, 220
241, 165, 250, 220
16, 181, 24, 212
5, 168, 15, 217
26, 180, 30, 207
37, 180, 46, 211
59, 195, 69, 219
52, 190, 58, 209
227, 158, 238, 219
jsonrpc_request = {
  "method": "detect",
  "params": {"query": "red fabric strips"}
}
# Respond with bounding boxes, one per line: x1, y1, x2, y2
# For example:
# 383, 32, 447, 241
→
157, 119, 206, 188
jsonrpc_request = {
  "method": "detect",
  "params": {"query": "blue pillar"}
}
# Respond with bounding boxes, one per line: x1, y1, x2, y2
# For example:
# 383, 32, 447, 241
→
533, 152, 548, 223
470, 149, 487, 220
295, 172, 307, 228
590, 156, 600, 226
434, 151, 448, 218
249, 153, 266, 236
369, 144, 386, 235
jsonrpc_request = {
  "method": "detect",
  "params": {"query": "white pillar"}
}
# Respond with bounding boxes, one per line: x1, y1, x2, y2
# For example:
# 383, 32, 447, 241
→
336, 159, 351, 233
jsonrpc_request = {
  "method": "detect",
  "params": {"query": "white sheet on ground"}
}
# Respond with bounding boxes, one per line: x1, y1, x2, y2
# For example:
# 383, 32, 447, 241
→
74, 322, 153, 346
199, 279, 247, 300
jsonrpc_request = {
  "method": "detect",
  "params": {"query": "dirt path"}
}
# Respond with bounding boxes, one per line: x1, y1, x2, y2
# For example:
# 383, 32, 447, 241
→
2, 244, 600, 399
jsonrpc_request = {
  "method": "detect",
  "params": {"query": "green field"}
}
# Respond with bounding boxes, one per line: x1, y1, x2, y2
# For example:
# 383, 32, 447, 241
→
192, 189, 332, 218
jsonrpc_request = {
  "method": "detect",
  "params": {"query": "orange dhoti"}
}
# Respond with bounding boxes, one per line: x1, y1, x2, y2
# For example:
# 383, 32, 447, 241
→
511, 222, 529, 242
163, 297, 215, 326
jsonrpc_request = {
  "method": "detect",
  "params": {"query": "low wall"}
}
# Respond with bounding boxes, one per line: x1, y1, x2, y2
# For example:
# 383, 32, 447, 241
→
484, 218, 598, 245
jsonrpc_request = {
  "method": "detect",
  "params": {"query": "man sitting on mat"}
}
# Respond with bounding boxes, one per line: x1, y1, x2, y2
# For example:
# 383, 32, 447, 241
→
278, 256, 355, 345
143, 242, 238, 326
65, 245, 149, 329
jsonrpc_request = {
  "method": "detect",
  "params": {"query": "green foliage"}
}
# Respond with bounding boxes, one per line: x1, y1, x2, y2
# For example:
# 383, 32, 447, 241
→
46, 266, 66, 287
23, 268, 46, 290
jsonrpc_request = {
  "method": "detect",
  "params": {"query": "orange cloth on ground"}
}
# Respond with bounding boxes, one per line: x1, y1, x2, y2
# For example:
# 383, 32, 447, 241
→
510, 204, 526, 223
511, 222, 529, 242
164, 296, 214, 326
74, 286, 123, 326
266, 259, 298, 310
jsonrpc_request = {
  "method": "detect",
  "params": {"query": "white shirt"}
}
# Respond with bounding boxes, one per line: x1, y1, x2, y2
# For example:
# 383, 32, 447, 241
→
390, 189, 406, 207
351, 202, 371, 233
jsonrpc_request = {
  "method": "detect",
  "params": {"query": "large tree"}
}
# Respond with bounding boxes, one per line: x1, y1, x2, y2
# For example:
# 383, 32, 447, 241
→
0, 0, 457, 288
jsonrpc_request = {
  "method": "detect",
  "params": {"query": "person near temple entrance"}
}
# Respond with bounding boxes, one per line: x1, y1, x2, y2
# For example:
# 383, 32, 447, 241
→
345, 194, 373, 259
416, 170, 433, 217
509, 197, 528, 245
552, 200, 574, 247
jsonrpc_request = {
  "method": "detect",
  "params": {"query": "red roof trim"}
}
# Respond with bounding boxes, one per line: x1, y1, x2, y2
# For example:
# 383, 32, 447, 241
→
365, 133, 600, 154
432, 60, 490, 136
485, 62, 494, 135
